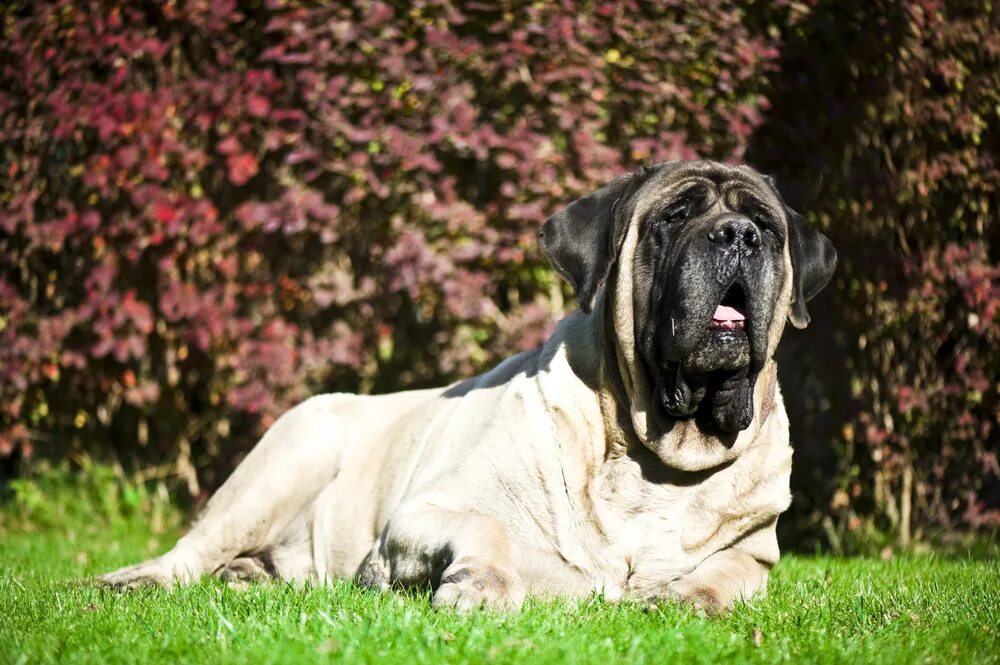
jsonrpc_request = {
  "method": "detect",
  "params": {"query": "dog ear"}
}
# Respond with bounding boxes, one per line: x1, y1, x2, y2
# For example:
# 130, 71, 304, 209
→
539, 173, 636, 313
786, 208, 837, 329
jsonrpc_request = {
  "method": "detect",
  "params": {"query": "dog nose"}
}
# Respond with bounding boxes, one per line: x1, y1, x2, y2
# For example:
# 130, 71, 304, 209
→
707, 215, 761, 249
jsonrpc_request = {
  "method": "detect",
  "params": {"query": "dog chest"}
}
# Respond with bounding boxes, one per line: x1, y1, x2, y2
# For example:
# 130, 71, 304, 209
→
587, 440, 791, 598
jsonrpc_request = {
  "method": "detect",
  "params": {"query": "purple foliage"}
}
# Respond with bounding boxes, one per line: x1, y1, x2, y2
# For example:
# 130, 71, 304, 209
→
1, 0, 996, 542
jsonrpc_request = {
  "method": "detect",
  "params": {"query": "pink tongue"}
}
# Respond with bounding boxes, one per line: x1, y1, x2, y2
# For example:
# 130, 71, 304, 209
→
713, 305, 746, 322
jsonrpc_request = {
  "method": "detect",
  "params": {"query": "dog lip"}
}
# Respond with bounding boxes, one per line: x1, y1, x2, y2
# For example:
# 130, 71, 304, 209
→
708, 317, 745, 332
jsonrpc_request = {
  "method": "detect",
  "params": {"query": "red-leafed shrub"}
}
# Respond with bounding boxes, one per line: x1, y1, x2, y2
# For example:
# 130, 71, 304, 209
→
1, 0, 996, 547
0, 1, 780, 493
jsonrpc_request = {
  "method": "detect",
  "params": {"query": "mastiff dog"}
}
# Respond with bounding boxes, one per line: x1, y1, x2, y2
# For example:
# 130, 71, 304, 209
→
99, 160, 836, 614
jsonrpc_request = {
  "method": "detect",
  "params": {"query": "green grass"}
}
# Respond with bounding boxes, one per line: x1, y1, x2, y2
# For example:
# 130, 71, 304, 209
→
1, 468, 998, 664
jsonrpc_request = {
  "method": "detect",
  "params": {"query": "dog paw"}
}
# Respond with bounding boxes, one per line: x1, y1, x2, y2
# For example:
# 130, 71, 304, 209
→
433, 565, 525, 613
355, 556, 391, 591
218, 556, 270, 581
217, 556, 272, 589
668, 578, 735, 616
96, 557, 181, 589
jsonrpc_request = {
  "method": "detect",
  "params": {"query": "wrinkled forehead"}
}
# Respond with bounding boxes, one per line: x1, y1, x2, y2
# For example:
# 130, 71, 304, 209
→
628, 162, 786, 223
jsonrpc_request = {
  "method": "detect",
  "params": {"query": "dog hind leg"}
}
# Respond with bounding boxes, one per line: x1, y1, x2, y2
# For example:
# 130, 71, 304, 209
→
97, 394, 351, 588
357, 501, 527, 612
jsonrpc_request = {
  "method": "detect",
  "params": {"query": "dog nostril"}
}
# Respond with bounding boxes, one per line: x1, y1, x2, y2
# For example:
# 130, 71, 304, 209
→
709, 225, 736, 245
710, 219, 759, 247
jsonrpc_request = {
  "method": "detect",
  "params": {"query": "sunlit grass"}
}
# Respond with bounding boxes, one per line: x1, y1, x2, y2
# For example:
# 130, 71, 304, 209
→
1, 468, 997, 664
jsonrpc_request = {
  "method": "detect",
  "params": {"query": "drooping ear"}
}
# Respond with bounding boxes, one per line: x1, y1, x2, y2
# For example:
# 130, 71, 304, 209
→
786, 209, 837, 329
538, 173, 637, 313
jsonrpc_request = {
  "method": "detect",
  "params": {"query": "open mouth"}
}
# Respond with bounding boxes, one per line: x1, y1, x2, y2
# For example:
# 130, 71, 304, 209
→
709, 282, 747, 332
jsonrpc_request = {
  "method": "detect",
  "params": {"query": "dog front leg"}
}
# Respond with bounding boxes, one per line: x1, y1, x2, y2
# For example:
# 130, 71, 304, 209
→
356, 501, 526, 612
667, 547, 771, 615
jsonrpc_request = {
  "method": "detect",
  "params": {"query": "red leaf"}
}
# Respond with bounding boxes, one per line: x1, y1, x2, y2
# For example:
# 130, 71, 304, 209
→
153, 202, 177, 223
116, 145, 139, 169
246, 94, 271, 118
217, 136, 241, 155
227, 153, 259, 185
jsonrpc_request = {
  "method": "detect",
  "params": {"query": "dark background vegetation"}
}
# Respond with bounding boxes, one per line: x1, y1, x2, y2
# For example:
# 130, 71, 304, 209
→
1, 0, 997, 552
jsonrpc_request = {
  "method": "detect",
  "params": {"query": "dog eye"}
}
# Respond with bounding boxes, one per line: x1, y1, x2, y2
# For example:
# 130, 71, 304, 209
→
663, 198, 694, 224
752, 210, 773, 227
742, 201, 777, 233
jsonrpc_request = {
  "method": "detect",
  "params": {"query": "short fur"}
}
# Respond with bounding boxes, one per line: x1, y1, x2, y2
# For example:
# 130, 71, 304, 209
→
99, 160, 836, 614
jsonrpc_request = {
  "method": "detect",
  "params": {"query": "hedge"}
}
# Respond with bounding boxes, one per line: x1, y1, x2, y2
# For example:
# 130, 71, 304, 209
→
1, 0, 996, 548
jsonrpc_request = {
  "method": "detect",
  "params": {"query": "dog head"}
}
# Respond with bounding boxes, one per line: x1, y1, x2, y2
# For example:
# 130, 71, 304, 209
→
540, 160, 836, 436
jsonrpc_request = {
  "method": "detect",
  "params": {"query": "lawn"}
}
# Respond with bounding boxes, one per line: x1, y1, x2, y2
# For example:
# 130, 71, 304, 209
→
1, 469, 998, 664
